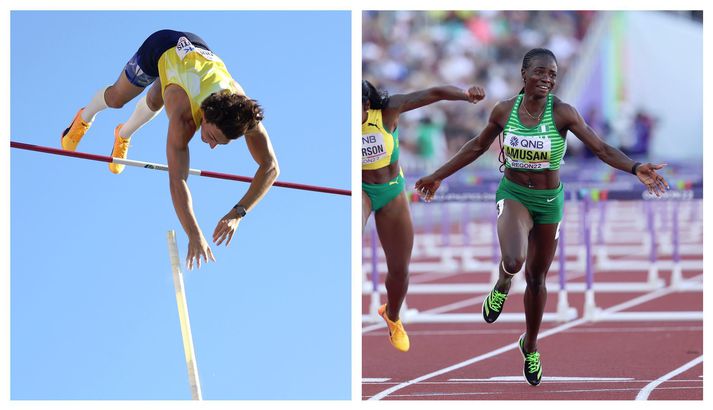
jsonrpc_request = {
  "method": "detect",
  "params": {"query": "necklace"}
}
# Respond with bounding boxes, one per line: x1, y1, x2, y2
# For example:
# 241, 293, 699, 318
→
521, 101, 544, 121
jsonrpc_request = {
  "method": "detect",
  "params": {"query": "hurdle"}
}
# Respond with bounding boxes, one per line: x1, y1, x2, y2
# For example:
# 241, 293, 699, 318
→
363, 193, 701, 281
362, 186, 702, 324
578, 191, 703, 322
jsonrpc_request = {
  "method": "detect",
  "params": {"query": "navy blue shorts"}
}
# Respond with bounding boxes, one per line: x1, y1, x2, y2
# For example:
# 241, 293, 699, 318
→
123, 29, 211, 87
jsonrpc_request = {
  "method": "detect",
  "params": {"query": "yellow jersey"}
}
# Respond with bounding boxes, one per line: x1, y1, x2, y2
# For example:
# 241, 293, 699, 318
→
158, 36, 239, 128
362, 109, 400, 170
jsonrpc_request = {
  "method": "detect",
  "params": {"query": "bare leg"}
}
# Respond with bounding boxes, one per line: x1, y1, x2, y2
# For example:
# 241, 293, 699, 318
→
522, 223, 559, 352
374, 192, 414, 321
495, 199, 533, 293
146, 79, 165, 111
104, 70, 147, 109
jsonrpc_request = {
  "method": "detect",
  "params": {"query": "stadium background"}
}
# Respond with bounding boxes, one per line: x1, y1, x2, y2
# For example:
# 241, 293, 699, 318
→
362, 10, 702, 185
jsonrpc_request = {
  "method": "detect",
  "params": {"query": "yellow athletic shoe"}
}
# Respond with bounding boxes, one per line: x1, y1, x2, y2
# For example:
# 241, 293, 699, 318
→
109, 124, 131, 174
61, 108, 92, 151
378, 304, 410, 352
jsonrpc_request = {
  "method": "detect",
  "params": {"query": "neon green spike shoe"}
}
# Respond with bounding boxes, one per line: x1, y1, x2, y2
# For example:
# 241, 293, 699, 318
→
482, 288, 508, 323
518, 333, 542, 386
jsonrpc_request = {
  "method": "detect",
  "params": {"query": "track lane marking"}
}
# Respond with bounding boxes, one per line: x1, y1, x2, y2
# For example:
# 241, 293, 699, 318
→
635, 355, 703, 400
363, 325, 702, 337
363, 270, 607, 333
368, 277, 702, 401
369, 385, 702, 399
365, 378, 702, 385
450, 376, 634, 382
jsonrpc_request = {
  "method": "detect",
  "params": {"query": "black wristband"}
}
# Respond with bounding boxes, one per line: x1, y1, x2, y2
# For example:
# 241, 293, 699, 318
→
631, 162, 642, 175
233, 203, 247, 217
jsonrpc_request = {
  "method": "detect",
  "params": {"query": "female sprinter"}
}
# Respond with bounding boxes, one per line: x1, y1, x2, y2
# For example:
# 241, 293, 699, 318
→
415, 48, 669, 383
362, 80, 485, 352
60, 29, 279, 270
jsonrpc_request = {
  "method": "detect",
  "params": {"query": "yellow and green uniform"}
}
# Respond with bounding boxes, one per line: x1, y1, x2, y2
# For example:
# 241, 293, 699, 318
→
496, 94, 565, 224
362, 109, 400, 169
362, 109, 405, 211
158, 37, 239, 128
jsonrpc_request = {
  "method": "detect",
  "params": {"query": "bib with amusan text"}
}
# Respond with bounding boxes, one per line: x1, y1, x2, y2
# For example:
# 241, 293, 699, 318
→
502, 93, 566, 171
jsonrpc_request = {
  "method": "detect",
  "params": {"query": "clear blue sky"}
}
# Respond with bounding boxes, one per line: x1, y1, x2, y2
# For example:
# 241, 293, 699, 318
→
10, 11, 351, 400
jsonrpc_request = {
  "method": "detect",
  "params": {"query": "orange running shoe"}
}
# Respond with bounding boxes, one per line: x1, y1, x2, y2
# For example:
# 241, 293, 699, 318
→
378, 304, 410, 352
108, 124, 131, 174
60, 108, 92, 151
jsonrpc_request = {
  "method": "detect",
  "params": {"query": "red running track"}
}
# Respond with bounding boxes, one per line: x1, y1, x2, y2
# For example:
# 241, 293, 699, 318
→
362, 269, 703, 400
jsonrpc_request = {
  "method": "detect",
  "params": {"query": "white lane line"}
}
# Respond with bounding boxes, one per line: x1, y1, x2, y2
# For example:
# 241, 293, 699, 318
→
368, 280, 697, 401
420, 294, 487, 314
363, 325, 702, 338
366, 379, 702, 386
362, 322, 385, 333
362, 378, 390, 383
362, 295, 489, 334
362, 272, 593, 334
363, 271, 593, 334
635, 355, 704, 400
374, 385, 703, 399
451, 376, 635, 382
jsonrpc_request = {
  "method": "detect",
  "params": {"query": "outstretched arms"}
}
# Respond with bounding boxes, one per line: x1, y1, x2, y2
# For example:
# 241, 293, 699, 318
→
414, 101, 507, 201
212, 122, 279, 247
559, 102, 669, 196
387, 85, 485, 115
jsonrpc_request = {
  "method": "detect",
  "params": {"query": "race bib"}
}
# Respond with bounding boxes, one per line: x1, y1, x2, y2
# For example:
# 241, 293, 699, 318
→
362, 133, 388, 165
175, 37, 219, 61
503, 133, 551, 170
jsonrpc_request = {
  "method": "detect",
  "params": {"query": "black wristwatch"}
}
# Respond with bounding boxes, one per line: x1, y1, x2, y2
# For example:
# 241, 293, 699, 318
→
233, 204, 247, 218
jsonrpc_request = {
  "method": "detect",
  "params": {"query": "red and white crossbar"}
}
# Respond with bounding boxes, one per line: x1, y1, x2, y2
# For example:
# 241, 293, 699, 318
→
11, 141, 350, 196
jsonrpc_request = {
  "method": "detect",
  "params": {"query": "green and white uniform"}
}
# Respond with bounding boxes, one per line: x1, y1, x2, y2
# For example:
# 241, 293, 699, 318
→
496, 94, 565, 224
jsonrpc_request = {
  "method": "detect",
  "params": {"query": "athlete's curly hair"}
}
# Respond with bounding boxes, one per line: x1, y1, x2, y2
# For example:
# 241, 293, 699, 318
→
201, 90, 264, 139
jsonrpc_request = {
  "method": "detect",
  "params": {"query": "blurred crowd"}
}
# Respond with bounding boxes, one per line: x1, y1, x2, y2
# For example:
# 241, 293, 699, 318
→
362, 10, 700, 175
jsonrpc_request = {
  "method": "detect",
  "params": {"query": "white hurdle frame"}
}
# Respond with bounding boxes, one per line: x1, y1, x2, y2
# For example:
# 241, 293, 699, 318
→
363, 195, 702, 324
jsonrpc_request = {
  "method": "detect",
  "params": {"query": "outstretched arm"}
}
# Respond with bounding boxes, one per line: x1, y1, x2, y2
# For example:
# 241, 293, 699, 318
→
414, 102, 506, 201
212, 122, 279, 246
561, 102, 669, 195
166, 116, 215, 270
387, 85, 485, 115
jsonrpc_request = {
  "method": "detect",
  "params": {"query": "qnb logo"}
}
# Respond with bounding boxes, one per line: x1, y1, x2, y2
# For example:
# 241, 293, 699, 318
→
520, 139, 545, 149
144, 164, 157, 170
510, 136, 519, 147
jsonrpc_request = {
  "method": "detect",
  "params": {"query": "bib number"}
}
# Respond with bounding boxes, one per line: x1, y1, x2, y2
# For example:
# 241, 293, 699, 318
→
504, 133, 551, 170
362, 133, 388, 165
176, 37, 219, 61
